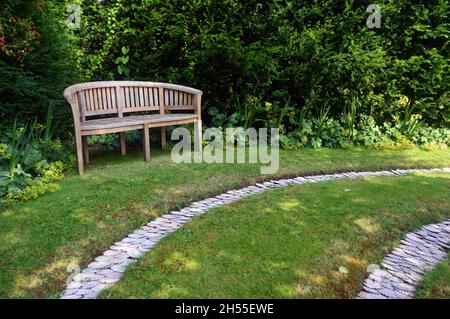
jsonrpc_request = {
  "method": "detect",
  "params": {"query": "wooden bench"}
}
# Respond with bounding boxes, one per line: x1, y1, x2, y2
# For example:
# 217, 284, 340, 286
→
63, 81, 203, 175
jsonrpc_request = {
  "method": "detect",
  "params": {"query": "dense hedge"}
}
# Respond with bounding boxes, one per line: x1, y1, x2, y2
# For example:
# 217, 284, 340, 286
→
75, 0, 449, 129
1, 0, 449, 133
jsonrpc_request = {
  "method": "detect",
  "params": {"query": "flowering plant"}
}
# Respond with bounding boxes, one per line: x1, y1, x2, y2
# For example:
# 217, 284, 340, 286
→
0, 1, 43, 66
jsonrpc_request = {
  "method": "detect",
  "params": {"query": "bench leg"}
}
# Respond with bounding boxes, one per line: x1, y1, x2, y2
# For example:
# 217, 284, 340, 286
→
143, 127, 150, 162
82, 136, 89, 164
75, 133, 84, 175
160, 127, 166, 150
194, 119, 202, 153
119, 132, 126, 156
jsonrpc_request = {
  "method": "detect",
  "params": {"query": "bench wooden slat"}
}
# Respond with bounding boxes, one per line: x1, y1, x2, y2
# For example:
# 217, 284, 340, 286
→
151, 87, 155, 106
123, 87, 129, 108
134, 87, 139, 107
90, 89, 95, 111
92, 89, 98, 111
108, 87, 114, 111
152, 87, 157, 106
83, 91, 89, 111
80, 114, 197, 130
131, 87, 136, 107
101, 88, 106, 110
135, 87, 141, 107
139, 87, 144, 107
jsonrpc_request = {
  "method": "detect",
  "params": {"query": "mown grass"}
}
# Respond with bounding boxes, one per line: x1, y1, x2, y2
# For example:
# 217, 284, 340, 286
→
100, 173, 450, 299
416, 253, 450, 299
0, 147, 449, 298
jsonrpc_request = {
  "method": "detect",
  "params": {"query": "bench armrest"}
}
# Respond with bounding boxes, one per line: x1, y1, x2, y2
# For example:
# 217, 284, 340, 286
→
194, 92, 202, 118
63, 90, 82, 132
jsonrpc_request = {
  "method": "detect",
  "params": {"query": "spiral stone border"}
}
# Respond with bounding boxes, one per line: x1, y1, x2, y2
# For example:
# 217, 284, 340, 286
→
61, 167, 450, 299
357, 219, 450, 299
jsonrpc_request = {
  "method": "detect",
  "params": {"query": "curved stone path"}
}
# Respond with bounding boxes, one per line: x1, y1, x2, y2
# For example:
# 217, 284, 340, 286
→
61, 167, 450, 299
357, 219, 450, 299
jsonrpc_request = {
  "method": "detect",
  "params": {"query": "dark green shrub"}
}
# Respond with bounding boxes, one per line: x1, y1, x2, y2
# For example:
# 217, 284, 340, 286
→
0, 0, 79, 136
74, 0, 449, 130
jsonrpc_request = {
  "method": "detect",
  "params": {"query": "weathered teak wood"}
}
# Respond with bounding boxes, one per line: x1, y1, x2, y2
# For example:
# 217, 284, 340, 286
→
143, 127, 150, 162
82, 136, 89, 164
160, 127, 167, 149
64, 81, 203, 175
119, 132, 126, 156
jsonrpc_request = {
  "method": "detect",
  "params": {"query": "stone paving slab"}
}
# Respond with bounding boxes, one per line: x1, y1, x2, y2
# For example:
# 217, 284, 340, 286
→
61, 167, 450, 299
357, 218, 450, 299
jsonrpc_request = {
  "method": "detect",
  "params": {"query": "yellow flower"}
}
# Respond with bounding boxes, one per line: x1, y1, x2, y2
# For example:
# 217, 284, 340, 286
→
398, 95, 409, 108
0, 143, 9, 159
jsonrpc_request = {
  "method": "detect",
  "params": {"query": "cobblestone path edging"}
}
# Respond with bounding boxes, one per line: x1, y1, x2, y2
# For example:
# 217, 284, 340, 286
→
61, 167, 450, 299
357, 218, 450, 299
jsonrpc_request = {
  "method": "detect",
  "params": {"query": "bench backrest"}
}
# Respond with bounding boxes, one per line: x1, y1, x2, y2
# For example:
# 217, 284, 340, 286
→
63, 81, 202, 122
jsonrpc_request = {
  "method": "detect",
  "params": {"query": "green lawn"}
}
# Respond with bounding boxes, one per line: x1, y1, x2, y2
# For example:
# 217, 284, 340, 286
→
100, 173, 450, 299
0, 148, 449, 298
415, 254, 450, 299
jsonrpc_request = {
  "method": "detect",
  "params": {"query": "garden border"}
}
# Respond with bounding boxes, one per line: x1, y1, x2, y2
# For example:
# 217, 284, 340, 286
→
357, 218, 449, 299
61, 167, 450, 299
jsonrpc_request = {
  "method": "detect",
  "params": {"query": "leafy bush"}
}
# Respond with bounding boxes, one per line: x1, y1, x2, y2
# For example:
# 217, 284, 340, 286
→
0, 108, 69, 205
372, 135, 417, 151
0, 0, 79, 136
280, 112, 449, 151
5, 161, 63, 202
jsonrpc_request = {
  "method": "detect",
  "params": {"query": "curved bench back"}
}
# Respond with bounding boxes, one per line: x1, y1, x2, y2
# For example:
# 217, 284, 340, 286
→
64, 81, 202, 121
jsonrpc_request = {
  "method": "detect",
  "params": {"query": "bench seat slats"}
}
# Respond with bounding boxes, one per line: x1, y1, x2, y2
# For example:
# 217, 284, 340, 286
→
80, 114, 197, 131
